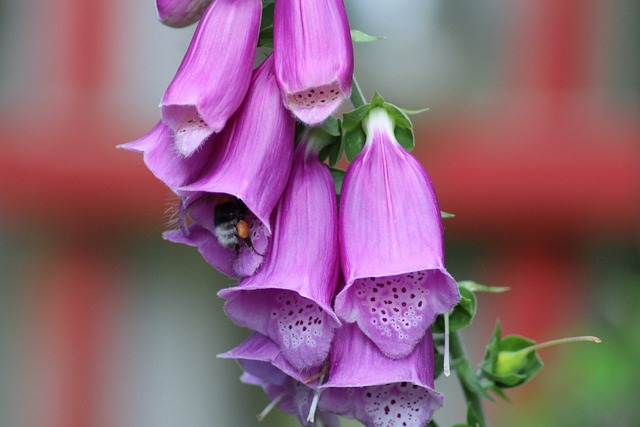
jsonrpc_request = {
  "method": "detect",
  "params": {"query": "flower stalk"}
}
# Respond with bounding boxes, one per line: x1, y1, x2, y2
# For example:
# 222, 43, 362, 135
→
450, 330, 488, 427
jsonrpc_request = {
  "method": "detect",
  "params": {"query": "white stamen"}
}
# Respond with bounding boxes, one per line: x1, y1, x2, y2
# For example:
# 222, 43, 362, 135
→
444, 312, 451, 377
306, 388, 321, 423
256, 392, 285, 422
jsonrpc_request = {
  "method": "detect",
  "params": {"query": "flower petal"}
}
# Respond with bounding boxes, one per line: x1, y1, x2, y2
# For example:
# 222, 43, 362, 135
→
219, 333, 329, 426
119, 121, 215, 193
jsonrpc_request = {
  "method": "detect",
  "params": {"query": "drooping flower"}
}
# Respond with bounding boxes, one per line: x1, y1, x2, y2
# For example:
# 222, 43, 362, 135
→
155, 0, 213, 27
319, 323, 444, 427
335, 108, 460, 359
118, 120, 215, 194
219, 130, 340, 370
219, 333, 339, 427
160, 0, 261, 156
164, 55, 295, 278
273, 0, 353, 125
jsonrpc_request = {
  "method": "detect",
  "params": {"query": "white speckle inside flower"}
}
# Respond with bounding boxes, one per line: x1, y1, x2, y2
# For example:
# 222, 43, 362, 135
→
362, 382, 434, 427
287, 82, 342, 109
266, 291, 334, 370
353, 271, 429, 344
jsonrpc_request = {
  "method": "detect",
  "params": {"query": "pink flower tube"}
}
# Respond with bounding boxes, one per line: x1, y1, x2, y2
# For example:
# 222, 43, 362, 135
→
160, 0, 261, 156
219, 132, 341, 370
274, 0, 353, 125
155, 0, 213, 27
335, 108, 460, 359
164, 56, 295, 278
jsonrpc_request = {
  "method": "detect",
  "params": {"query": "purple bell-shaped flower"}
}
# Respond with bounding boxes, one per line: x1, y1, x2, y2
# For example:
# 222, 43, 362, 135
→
160, 0, 261, 156
219, 130, 341, 370
335, 108, 460, 359
273, 0, 353, 125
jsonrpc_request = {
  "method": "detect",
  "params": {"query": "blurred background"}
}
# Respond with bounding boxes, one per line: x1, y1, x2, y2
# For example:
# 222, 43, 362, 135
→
0, 0, 639, 426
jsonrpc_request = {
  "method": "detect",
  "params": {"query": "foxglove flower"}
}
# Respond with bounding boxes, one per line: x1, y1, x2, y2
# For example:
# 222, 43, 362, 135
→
118, 121, 215, 194
219, 333, 339, 427
164, 56, 295, 278
320, 323, 444, 427
335, 108, 460, 359
155, 0, 213, 27
219, 132, 340, 370
273, 0, 353, 125
161, 0, 261, 156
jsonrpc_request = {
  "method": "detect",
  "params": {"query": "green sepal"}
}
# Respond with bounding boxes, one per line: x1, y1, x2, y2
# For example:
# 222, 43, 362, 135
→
441, 211, 456, 219
433, 286, 476, 333
480, 321, 544, 388
342, 102, 373, 162
457, 358, 493, 401
487, 382, 512, 403
319, 116, 341, 137
329, 167, 345, 196
350, 29, 385, 43
318, 117, 344, 167
258, 2, 275, 48
343, 92, 417, 161
458, 280, 510, 294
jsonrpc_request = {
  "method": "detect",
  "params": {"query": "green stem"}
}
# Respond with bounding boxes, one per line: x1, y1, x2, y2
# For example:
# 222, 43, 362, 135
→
350, 77, 367, 108
449, 331, 488, 427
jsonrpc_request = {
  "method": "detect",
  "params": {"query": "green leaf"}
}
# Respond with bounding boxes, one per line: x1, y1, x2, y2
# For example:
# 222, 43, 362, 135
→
457, 359, 493, 401
330, 168, 345, 196
441, 211, 456, 219
433, 286, 476, 333
458, 280, 510, 294
319, 140, 343, 168
319, 116, 341, 137
258, 3, 275, 48
426, 420, 440, 427
317, 118, 343, 167
350, 29, 385, 43
488, 383, 512, 403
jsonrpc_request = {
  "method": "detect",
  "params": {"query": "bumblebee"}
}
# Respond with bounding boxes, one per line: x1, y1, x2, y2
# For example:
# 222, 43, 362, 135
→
213, 196, 261, 254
